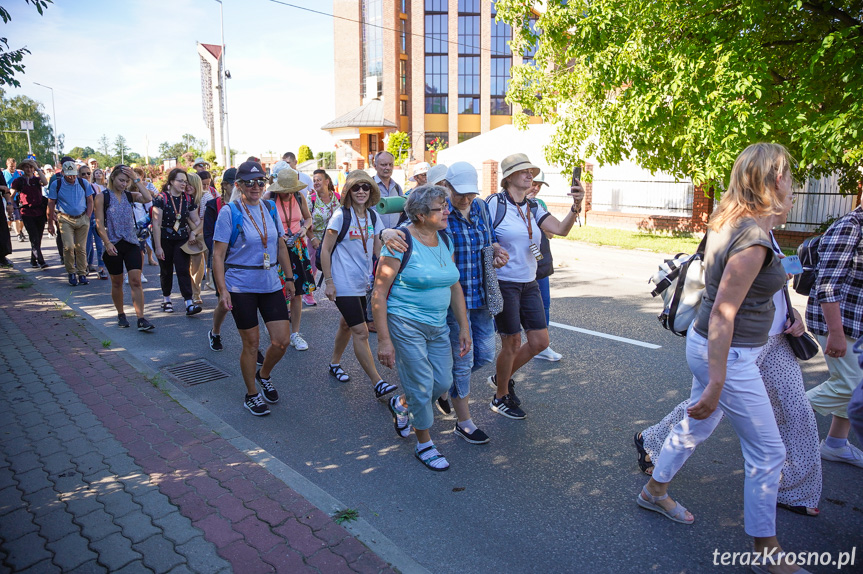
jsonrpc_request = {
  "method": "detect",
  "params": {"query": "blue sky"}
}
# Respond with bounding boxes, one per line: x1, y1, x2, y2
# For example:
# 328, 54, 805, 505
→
4, 0, 337, 162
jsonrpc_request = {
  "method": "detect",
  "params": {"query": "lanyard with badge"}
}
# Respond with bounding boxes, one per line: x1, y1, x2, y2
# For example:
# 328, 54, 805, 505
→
241, 199, 270, 269
353, 207, 374, 289
168, 193, 185, 232
510, 192, 542, 261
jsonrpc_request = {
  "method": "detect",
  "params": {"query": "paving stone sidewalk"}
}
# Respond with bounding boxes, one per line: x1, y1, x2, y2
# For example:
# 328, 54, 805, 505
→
0, 271, 394, 573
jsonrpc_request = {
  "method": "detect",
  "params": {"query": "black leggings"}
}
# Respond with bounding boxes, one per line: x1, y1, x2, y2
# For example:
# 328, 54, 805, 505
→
158, 236, 193, 299
21, 214, 47, 265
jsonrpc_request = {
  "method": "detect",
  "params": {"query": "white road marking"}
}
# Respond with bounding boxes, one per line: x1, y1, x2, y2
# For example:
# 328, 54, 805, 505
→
548, 322, 662, 349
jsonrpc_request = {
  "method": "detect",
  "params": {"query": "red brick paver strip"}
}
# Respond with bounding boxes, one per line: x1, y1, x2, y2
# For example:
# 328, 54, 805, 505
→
0, 272, 395, 573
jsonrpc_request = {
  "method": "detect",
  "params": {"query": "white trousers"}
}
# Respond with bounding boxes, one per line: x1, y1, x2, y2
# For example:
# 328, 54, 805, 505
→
652, 328, 786, 537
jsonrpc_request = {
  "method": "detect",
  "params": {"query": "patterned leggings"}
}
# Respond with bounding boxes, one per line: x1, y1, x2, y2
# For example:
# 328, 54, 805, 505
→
642, 334, 822, 509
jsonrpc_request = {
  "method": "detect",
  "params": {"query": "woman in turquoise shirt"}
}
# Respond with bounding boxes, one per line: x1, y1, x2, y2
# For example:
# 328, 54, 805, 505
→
373, 185, 471, 472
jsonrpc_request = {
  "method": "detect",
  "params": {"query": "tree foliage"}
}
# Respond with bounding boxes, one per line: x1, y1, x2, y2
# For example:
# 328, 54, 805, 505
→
496, 0, 863, 193
0, 1, 52, 88
297, 145, 314, 163
315, 151, 336, 169
0, 88, 57, 163
385, 131, 411, 166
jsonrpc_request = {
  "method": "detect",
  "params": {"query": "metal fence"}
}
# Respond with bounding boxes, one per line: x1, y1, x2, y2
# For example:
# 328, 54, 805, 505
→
589, 179, 695, 217
784, 173, 858, 232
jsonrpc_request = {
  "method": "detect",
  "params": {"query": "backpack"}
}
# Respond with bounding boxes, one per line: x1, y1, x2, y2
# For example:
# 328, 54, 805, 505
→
490, 192, 540, 229
52, 177, 89, 210
649, 233, 708, 336
792, 234, 822, 296
315, 207, 378, 271
378, 228, 452, 298
226, 199, 280, 252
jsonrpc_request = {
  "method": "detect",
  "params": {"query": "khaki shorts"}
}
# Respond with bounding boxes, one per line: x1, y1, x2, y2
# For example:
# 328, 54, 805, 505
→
808, 334, 863, 419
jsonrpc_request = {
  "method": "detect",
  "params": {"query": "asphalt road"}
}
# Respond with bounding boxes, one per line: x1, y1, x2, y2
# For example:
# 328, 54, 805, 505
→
8, 234, 862, 574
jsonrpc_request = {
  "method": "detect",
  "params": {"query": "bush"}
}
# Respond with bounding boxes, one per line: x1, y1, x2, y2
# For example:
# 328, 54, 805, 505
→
297, 145, 314, 163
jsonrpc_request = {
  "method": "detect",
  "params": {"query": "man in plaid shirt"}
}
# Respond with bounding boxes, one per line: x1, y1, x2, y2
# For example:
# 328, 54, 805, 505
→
805, 205, 863, 468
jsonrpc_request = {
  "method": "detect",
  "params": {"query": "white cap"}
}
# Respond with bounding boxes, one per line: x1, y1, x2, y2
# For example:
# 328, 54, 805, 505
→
426, 164, 448, 186
444, 162, 479, 195
533, 170, 548, 186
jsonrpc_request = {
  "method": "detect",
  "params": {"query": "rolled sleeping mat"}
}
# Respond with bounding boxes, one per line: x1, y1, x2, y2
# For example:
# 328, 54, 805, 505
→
377, 195, 407, 214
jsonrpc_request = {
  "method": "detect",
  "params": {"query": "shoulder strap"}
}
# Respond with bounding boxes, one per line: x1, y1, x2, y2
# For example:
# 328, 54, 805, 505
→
102, 189, 110, 216
78, 177, 87, 192
228, 201, 244, 249
437, 229, 451, 250
397, 230, 414, 274
369, 209, 377, 226
216, 196, 224, 212
334, 207, 352, 247
492, 193, 507, 229
263, 199, 279, 230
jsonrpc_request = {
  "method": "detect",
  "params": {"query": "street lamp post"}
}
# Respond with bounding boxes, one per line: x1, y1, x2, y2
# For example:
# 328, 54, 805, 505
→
33, 82, 59, 165
215, 0, 232, 168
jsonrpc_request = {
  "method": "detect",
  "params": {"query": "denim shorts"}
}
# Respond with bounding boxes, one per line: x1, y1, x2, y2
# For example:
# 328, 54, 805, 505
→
494, 280, 547, 336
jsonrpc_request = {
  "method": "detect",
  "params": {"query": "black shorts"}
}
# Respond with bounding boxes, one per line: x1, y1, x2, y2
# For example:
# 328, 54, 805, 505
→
229, 290, 290, 331
494, 280, 547, 336
335, 296, 368, 328
102, 240, 143, 275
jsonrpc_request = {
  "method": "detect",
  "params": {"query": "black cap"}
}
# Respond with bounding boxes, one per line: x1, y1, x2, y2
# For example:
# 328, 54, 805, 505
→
236, 161, 265, 181
221, 167, 238, 185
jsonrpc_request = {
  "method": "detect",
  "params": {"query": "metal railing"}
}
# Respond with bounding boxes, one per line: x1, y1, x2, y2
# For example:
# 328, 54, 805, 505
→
784, 173, 858, 232
588, 179, 695, 217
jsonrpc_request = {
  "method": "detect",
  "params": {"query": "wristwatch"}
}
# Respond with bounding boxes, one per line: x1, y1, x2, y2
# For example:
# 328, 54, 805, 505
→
135, 178, 141, 183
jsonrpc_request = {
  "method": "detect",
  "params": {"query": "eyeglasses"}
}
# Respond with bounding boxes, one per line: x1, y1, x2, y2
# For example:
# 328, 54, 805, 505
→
242, 179, 267, 188
429, 204, 450, 213
350, 183, 372, 193
79, 172, 91, 177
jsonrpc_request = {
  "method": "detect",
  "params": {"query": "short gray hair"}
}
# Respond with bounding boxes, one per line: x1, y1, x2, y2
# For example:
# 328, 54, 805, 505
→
404, 185, 447, 223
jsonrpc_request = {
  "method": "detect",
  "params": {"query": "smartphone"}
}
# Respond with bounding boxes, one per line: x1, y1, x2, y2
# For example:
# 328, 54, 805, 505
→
571, 166, 582, 186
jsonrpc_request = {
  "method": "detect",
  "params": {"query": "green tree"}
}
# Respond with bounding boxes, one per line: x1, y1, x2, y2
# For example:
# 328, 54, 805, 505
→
385, 131, 411, 166
496, 1, 863, 194
0, 88, 57, 163
315, 151, 336, 169
113, 134, 128, 164
0, 1, 52, 88
297, 145, 314, 163
97, 134, 111, 156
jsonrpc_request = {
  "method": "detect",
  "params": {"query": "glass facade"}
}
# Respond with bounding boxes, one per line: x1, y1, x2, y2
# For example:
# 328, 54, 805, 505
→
425, 132, 449, 149
425, 0, 448, 114
362, 0, 383, 100
400, 60, 407, 94
458, 0, 480, 114
400, 19, 407, 53
490, 3, 512, 115
458, 132, 480, 143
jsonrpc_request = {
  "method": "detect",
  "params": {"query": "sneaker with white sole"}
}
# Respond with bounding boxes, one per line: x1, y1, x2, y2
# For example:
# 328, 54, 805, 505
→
141, 273, 148, 283
208, 330, 223, 351
534, 347, 562, 362
820, 439, 863, 468
290, 332, 309, 351
490, 394, 526, 420
256, 370, 279, 403
487, 375, 520, 406
244, 393, 270, 416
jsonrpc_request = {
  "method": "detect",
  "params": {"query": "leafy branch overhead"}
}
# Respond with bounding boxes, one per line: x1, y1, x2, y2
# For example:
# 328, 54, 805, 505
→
0, 1, 53, 88
495, 0, 863, 194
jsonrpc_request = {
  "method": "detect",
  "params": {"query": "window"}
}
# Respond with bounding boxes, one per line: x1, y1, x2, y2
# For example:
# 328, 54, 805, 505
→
400, 100, 409, 116
400, 60, 408, 94
490, 3, 512, 115
458, 0, 480, 115
458, 132, 479, 143
425, 1, 448, 114
369, 134, 379, 158
400, 19, 407, 54
425, 132, 449, 149
362, 0, 383, 100
401, 0, 408, 14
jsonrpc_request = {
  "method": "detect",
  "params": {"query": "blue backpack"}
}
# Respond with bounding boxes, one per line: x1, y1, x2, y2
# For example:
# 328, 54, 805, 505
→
226, 199, 280, 253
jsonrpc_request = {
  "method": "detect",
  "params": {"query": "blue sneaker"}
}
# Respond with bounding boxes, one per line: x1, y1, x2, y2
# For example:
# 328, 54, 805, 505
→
78, 274, 89, 285
68, 273, 78, 286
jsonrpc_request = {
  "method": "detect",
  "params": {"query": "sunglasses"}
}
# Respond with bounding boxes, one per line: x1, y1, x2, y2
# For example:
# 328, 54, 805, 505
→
242, 179, 267, 188
79, 171, 92, 176
350, 183, 372, 193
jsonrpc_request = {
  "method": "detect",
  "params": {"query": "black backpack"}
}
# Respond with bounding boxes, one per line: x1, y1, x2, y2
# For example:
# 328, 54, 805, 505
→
792, 235, 822, 296
315, 207, 379, 282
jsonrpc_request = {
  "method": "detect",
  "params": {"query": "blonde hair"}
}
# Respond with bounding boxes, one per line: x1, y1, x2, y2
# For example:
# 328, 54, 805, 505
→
709, 143, 793, 232
187, 172, 204, 205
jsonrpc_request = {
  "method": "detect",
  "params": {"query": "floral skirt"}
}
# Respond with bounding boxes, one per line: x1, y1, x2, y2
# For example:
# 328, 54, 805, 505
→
279, 236, 315, 299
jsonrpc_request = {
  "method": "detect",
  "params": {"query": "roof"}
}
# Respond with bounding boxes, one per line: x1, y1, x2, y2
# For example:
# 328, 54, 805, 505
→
200, 43, 222, 60
321, 99, 397, 130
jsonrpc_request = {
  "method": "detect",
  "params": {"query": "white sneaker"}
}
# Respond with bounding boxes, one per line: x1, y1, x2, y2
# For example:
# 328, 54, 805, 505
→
290, 332, 309, 351
820, 439, 863, 468
141, 273, 148, 283
534, 347, 563, 362
123, 273, 129, 284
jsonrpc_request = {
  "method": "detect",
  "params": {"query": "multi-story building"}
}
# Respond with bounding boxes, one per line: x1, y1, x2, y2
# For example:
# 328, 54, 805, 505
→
323, 0, 541, 168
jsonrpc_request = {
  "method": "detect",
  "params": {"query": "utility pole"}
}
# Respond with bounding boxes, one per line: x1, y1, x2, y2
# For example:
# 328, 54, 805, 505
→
215, 0, 232, 167
33, 82, 59, 165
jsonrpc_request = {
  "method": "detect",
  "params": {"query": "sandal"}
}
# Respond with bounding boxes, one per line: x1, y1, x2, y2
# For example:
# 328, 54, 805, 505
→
636, 486, 694, 524
186, 303, 202, 316
328, 364, 350, 383
374, 380, 397, 400
634, 432, 653, 475
415, 444, 449, 472
161, 301, 174, 313
777, 502, 819, 517
388, 396, 411, 438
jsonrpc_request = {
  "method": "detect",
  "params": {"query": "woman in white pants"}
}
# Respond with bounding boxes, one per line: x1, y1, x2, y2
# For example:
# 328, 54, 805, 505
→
637, 143, 808, 574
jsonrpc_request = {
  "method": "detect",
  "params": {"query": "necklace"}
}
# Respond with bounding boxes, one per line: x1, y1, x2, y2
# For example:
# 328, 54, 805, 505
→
413, 228, 446, 268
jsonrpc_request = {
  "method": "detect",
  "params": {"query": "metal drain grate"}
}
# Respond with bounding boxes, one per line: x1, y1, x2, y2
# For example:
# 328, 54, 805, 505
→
162, 359, 230, 386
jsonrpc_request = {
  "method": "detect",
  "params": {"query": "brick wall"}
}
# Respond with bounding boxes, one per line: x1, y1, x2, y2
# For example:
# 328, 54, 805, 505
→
691, 185, 714, 233
481, 159, 498, 197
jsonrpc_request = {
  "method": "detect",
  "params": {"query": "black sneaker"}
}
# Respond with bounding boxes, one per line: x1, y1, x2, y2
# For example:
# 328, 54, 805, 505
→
137, 318, 155, 332
490, 394, 526, 420
487, 375, 520, 406
117, 314, 130, 328
39, 262, 49, 269
17, 233, 26, 243
256, 370, 279, 403
244, 393, 270, 416
208, 330, 223, 351
30, 260, 39, 268
0, 258, 12, 268
454, 424, 490, 444
256, 350, 265, 367
436, 396, 452, 415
